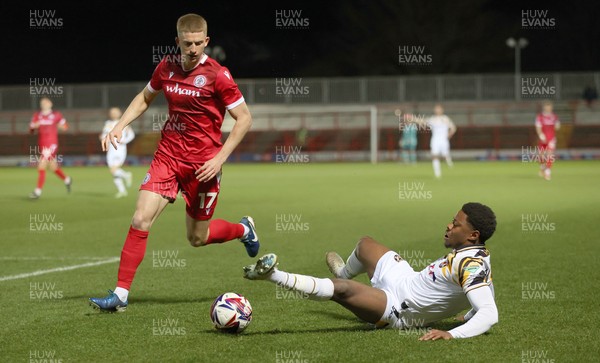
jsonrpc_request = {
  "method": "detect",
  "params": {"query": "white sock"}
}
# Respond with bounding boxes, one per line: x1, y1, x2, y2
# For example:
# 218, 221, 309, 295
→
113, 168, 126, 178
241, 224, 250, 238
432, 159, 441, 178
446, 156, 453, 167
64, 176, 71, 184
113, 177, 126, 193
113, 287, 129, 302
34, 188, 42, 195
268, 270, 334, 300
340, 248, 365, 279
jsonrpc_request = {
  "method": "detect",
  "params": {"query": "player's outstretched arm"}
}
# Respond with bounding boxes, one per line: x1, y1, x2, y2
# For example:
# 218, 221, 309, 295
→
449, 286, 498, 339
102, 88, 158, 152
448, 119, 457, 139
196, 102, 252, 182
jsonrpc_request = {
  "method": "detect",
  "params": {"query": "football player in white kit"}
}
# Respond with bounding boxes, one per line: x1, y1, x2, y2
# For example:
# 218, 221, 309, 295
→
244, 202, 498, 340
427, 104, 456, 178
100, 107, 134, 198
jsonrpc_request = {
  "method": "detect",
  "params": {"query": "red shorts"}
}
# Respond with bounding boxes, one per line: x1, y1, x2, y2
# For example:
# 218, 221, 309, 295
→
140, 152, 220, 221
538, 137, 556, 151
38, 144, 58, 161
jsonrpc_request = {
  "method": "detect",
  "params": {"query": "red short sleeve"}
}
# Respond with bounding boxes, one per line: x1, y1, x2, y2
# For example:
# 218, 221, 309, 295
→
214, 67, 244, 110
148, 60, 165, 93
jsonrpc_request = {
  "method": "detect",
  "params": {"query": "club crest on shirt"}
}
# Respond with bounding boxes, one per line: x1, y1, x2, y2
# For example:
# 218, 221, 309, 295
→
193, 75, 207, 88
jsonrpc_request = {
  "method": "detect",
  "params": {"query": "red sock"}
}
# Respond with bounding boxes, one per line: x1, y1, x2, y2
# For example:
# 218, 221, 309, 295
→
37, 170, 46, 189
206, 219, 245, 244
54, 169, 67, 180
117, 226, 149, 290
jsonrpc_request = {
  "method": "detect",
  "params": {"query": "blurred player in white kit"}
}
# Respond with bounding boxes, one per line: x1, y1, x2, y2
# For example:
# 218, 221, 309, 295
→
427, 104, 456, 178
100, 107, 134, 198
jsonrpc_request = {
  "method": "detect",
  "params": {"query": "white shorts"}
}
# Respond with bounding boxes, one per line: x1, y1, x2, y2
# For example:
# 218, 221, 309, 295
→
370, 251, 419, 328
430, 138, 449, 156
106, 149, 127, 168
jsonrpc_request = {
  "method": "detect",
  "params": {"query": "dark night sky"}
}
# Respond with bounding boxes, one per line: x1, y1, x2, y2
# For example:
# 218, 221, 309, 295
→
1, 0, 599, 86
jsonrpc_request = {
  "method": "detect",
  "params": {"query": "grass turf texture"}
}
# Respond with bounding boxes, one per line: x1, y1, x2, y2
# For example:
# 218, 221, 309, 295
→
0, 161, 598, 362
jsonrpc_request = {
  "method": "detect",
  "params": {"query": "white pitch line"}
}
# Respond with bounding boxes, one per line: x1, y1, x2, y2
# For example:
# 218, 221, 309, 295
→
0, 257, 119, 282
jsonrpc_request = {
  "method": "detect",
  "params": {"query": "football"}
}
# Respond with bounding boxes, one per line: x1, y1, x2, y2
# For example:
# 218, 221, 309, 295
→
209, 292, 253, 333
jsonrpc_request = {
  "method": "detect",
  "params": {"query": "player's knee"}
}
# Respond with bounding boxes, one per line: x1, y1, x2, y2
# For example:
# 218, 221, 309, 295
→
356, 236, 377, 258
131, 212, 151, 231
187, 233, 208, 247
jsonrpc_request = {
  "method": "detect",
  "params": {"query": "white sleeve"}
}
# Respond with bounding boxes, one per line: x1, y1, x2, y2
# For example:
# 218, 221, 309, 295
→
448, 286, 498, 339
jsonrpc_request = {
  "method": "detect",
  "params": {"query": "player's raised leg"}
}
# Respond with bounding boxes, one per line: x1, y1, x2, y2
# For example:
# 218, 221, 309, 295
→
30, 158, 48, 199
327, 236, 392, 279
49, 158, 72, 193
244, 253, 387, 324
89, 190, 170, 312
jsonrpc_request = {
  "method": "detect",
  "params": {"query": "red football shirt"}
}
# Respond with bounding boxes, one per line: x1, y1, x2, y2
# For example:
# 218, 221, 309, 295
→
535, 112, 559, 141
29, 111, 67, 147
147, 54, 245, 162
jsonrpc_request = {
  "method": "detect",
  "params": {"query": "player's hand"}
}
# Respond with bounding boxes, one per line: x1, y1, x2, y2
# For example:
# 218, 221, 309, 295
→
418, 329, 453, 341
195, 156, 224, 183
103, 127, 123, 152
538, 134, 547, 143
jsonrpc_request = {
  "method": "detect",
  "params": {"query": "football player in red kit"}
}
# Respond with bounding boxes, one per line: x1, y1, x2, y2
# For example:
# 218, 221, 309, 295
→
90, 14, 259, 312
29, 97, 72, 199
535, 101, 560, 181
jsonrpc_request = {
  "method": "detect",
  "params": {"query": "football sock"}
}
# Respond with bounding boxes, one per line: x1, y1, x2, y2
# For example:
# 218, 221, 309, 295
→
269, 270, 334, 300
36, 170, 46, 189
113, 176, 126, 193
113, 286, 129, 303
340, 248, 366, 279
241, 224, 250, 237
205, 219, 245, 244
446, 156, 453, 167
432, 159, 441, 178
117, 226, 149, 290
54, 169, 67, 180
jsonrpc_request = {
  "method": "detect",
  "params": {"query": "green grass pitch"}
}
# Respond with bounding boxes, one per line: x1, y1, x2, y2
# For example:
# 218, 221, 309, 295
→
0, 161, 599, 362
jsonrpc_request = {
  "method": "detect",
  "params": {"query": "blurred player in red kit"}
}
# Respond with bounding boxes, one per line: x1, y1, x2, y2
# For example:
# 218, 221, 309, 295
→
29, 96, 72, 199
90, 14, 259, 312
535, 101, 560, 181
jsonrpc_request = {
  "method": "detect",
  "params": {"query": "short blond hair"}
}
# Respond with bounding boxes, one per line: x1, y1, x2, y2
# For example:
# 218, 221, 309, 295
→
177, 13, 207, 35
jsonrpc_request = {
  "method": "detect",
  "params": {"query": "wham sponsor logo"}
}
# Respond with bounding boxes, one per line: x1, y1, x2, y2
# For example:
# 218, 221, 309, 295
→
164, 83, 201, 97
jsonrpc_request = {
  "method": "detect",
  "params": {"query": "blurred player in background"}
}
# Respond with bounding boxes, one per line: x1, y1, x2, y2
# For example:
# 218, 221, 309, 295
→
535, 101, 560, 181
427, 104, 456, 178
397, 110, 418, 164
244, 202, 498, 340
100, 107, 134, 198
90, 14, 259, 312
29, 97, 72, 199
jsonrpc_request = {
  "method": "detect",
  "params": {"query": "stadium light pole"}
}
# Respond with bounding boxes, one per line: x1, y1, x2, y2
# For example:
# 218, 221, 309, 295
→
506, 37, 528, 101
